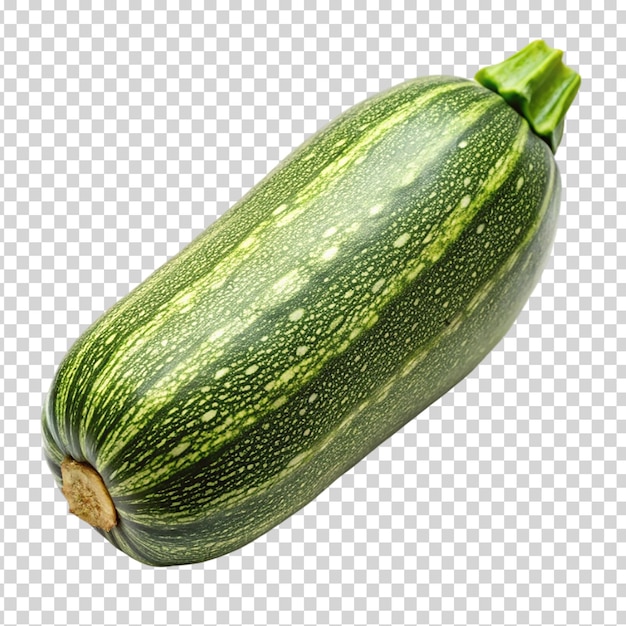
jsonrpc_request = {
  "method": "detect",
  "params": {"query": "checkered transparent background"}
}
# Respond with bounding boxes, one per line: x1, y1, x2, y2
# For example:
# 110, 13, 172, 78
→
1, 2, 623, 625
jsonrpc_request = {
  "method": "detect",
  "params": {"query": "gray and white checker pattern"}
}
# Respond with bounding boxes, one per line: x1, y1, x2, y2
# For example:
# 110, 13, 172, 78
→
1, 2, 623, 625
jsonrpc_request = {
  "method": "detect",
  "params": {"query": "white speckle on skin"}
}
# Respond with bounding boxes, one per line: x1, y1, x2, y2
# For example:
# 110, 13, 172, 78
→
171, 441, 190, 457
280, 368, 296, 383
289, 308, 305, 322
323, 226, 337, 238
272, 203, 288, 216
296, 345, 309, 356
464, 177, 472, 187
401, 169, 418, 186
272, 395, 288, 409
372, 278, 386, 293
273, 269, 301, 293
460, 195, 471, 209
393, 232, 411, 248
308, 393, 318, 403
329, 315, 344, 330
458, 140, 468, 148
322, 246, 339, 261
210, 328, 225, 341
516, 176, 524, 191
369, 204, 383, 216
245, 364, 259, 375
215, 367, 230, 380
201, 409, 217, 422
476, 223, 485, 234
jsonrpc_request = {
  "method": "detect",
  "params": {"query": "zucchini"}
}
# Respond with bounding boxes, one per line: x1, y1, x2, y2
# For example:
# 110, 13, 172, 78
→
42, 41, 580, 566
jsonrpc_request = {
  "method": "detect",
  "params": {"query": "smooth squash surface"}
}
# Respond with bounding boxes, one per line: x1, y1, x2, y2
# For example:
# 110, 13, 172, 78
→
43, 67, 568, 566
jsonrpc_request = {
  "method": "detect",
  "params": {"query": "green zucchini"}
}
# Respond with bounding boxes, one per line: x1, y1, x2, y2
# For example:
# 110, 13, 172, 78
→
42, 41, 580, 566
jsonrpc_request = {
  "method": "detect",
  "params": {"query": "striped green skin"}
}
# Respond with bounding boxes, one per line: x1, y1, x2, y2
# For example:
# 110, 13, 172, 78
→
42, 76, 559, 566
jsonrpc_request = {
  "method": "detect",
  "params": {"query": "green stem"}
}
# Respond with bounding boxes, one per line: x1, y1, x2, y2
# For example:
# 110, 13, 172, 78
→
475, 40, 581, 153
